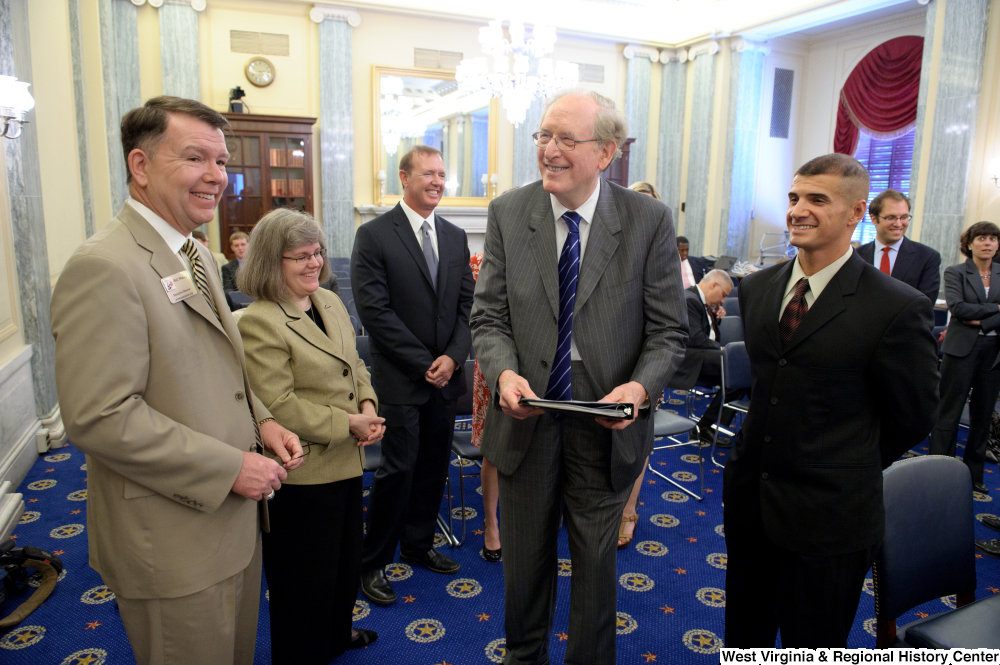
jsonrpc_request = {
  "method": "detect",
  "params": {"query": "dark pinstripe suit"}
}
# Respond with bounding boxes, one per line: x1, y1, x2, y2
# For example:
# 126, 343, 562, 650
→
471, 179, 687, 664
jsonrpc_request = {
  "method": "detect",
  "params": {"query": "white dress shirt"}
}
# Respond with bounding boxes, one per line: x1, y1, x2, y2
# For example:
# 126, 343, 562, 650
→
127, 198, 193, 280
550, 183, 601, 360
780, 246, 854, 319
873, 237, 904, 274
681, 258, 697, 289
400, 198, 438, 258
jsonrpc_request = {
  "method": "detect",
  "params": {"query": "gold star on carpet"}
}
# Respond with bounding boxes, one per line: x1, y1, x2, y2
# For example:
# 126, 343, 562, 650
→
915, 611, 929, 618
693, 634, 714, 648
647, 480, 656, 484
436, 662, 453, 665
92, 589, 112, 600
674, 568, 687, 575
85, 621, 102, 630
71, 510, 81, 515
13, 631, 36, 643
403, 595, 416, 603
696, 510, 706, 516
476, 612, 491, 621
474, 529, 484, 535
555, 632, 568, 641
416, 624, 436, 636
686, 537, 697, 543
77, 655, 101, 665
28, 498, 37, 503
659, 605, 675, 614
53, 550, 65, 555
456, 582, 474, 593
988, 587, 999, 594
45, 468, 54, 472
641, 652, 657, 662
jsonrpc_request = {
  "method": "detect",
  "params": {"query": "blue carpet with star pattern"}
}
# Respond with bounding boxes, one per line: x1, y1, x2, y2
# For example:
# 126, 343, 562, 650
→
2, 390, 999, 664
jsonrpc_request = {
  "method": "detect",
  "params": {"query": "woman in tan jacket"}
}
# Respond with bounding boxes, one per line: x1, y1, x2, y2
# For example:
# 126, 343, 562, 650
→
237, 209, 384, 663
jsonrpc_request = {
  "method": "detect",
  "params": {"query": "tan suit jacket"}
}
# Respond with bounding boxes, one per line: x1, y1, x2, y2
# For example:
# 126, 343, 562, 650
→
50, 204, 271, 600
238, 289, 377, 485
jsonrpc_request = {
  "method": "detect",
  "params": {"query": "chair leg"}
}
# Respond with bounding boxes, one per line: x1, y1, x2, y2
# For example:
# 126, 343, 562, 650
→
456, 455, 467, 547
647, 429, 704, 501
439, 462, 458, 547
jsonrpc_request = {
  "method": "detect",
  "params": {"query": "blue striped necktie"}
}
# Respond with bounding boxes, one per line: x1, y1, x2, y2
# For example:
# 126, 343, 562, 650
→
545, 210, 582, 401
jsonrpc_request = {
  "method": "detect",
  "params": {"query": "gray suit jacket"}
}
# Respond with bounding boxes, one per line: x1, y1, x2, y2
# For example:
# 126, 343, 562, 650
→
940, 258, 1000, 364
471, 179, 688, 491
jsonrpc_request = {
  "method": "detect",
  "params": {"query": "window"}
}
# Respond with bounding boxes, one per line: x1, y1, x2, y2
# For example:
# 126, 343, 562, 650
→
851, 128, 916, 244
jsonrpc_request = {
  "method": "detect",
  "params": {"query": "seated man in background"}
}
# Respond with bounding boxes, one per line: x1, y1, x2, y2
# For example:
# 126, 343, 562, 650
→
671, 269, 746, 444
677, 235, 710, 288
222, 231, 249, 292
857, 189, 941, 303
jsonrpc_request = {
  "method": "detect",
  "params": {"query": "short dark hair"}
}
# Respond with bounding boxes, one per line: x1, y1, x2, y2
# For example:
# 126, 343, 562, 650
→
959, 221, 1000, 258
121, 96, 229, 184
795, 153, 870, 203
869, 189, 910, 220
398, 145, 443, 176
229, 231, 249, 244
192, 230, 208, 242
676, 236, 689, 245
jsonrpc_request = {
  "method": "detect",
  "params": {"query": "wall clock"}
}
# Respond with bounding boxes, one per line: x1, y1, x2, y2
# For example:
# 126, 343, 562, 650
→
245, 57, 274, 87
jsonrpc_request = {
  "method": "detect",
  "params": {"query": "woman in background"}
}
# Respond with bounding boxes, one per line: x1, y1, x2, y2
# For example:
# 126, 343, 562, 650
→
238, 209, 385, 663
470, 252, 502, 561
930, 221, 1000, 496
617, 181, 663, 548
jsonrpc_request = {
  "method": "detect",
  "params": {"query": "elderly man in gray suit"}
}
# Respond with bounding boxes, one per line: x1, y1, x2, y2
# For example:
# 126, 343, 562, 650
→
471, 90, 687, 664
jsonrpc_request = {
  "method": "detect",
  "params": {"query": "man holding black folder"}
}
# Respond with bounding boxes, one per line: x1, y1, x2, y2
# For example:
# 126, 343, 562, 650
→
471, 90, 687, 664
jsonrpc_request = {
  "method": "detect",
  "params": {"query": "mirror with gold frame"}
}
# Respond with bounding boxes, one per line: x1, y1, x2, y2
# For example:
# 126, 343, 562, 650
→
373, 65, 499, 207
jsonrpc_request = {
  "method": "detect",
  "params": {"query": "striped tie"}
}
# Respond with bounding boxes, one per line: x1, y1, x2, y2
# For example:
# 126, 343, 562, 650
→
545, 211, 581, 401
779, 278, 810, 348
180, 239, 220, 320
181, 240, 263, 452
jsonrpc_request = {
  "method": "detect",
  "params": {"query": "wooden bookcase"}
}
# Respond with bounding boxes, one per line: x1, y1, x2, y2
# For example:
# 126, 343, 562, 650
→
219, 113, 317, 260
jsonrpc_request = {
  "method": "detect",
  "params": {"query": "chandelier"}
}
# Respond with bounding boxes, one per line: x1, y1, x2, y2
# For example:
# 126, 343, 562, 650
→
455, 19, 579, 127
380, 76, 427, 156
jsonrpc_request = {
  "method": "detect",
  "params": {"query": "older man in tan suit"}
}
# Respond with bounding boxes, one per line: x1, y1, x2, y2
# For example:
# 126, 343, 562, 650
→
50, 97, 303, 665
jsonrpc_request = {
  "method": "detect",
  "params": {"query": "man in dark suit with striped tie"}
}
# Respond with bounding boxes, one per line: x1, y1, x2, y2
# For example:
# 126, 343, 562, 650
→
471, 90, 687, 664
723, 154, 939, 647
352, 145, 475, 605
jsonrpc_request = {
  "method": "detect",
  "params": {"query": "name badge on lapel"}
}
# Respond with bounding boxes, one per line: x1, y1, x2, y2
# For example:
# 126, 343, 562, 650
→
160, 271, 197, 304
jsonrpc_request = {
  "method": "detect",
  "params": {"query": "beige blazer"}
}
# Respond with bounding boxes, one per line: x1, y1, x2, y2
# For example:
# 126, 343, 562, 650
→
238, 289, 377, 485
50, 204, 272, 600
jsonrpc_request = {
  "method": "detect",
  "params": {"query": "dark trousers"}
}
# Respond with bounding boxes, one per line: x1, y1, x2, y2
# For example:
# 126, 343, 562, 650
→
930, 336, 1000, 484
262, 476, 363, 665
498, 362, 632, 665
362, 390, 457, 570
724, 505, 878, 647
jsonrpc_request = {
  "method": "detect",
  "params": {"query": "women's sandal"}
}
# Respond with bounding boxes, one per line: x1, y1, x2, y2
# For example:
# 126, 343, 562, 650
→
618, 513, 639, 550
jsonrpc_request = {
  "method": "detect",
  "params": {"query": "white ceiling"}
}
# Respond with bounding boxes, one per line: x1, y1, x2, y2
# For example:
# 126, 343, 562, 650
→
310, 0, 924, 46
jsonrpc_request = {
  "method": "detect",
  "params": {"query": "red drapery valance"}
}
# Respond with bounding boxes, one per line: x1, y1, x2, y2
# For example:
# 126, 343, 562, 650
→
833, 35, 924, 155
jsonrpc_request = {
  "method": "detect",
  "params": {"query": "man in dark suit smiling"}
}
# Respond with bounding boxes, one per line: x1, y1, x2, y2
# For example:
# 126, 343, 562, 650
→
723, 154, 938, 647
352, 145, 475, 605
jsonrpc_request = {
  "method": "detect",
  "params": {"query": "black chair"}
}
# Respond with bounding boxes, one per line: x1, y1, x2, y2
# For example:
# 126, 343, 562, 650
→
708, 342, 751, 469
934, 308, 949, 327
873, 455, 1000, 648
328, 256, 351, 274
723, 297, 740, 317
445, 359, 480, 545
339, 287, 354, 309
337, 276, 352, 293
332, 270, 349, 279
355, 335, 371, 368
646, 400, 702, 501
933, 325, 947, 358
225, 290, 254, 311
718, 316, 743, 345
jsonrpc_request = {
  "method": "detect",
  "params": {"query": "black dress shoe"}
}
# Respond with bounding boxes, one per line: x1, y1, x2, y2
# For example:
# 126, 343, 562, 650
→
360, 569, 396, 605
400, 548, 461, 574
481, 546, 501, 563
975, 538, 1000, 558
974, 482, 990, 495
982, 515, 1000, 533
347, 628, 378, 650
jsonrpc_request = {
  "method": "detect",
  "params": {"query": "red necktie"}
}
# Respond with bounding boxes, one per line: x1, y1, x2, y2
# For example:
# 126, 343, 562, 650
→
880, 247, 891, 275
779, 278, 810, 348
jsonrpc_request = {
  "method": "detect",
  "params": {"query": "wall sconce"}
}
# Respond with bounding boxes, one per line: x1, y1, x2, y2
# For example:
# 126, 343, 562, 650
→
376, 169, 386, 206
990, 159, 1000, 188
490, 173, 499, 199
0, 76, 34, 140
